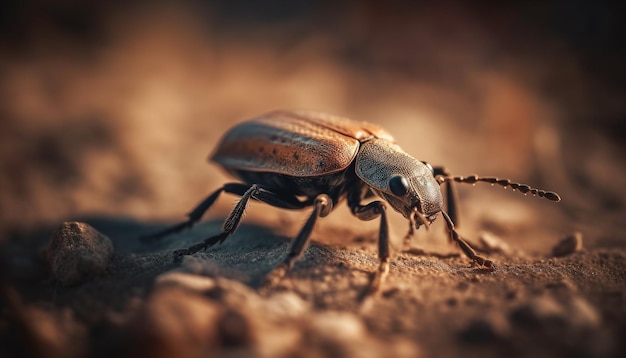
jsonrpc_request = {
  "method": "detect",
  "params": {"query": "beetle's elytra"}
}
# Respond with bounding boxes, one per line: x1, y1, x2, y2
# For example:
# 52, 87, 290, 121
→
143, 110, 561, 294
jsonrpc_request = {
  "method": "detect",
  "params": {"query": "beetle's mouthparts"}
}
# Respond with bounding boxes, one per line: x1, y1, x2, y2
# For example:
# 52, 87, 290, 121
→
412, 207, 430, 231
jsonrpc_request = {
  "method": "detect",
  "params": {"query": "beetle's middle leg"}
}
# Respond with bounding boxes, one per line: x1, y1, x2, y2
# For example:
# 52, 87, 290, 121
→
349, 199, 390, 298
264, 194, 333, 285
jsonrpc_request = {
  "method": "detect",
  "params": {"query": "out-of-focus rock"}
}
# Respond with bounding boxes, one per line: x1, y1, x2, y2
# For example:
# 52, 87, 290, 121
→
264, 291, 310, 321
45, 222, 113, 285
478, 231, 512, 254
459, 319, 498, 344
552, 232, 583, 257
155, 271, 218, 292
509, 294, 600, 330
3, 285, 86, 358
304, 311, 421, 357
308, 311, 366, 343
510, 295, 566, 327
119, 285, 224, 358
119, 272, 423, 357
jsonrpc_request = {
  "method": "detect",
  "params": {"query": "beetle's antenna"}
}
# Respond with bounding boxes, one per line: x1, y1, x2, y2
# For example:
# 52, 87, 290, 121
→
436, 175, 561, 202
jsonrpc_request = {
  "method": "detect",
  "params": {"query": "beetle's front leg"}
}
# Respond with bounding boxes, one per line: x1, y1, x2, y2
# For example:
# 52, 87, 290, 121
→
403, 214, 416, 249
433, 166, 460, 228
441, 211, 495, 270
350, 200, 390, 298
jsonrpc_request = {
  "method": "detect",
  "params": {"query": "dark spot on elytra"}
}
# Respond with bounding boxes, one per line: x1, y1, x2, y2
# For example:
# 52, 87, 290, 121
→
272, 148, 277, 155
258, 146, 265, 153
318, 160, 324, 168
293, 152, 299, 160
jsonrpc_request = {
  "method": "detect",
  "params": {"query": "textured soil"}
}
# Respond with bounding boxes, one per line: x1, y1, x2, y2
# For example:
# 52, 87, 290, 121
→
3, 192, 626, 357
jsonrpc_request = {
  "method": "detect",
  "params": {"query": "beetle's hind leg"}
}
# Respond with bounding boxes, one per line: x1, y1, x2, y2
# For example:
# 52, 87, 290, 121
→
140, 186, 228, 243
140, 183, 257, 243
172, 184, 311, 262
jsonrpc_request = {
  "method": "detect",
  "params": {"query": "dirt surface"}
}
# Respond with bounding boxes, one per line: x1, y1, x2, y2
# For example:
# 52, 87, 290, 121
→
1, 1, 626, 357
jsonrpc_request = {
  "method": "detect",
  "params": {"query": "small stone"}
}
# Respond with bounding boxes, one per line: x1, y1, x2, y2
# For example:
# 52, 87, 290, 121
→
552, 232, 583, 257
45, 222, 113, 285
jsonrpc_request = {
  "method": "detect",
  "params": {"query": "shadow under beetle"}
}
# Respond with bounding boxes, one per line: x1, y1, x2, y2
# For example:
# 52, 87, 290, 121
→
143, 110, 561, 294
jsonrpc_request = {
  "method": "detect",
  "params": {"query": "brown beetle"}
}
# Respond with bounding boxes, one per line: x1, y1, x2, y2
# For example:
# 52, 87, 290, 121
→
143, 110, 560, 293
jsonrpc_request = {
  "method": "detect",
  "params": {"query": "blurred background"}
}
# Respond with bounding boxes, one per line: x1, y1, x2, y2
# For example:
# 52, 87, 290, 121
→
1, 0, 625, 252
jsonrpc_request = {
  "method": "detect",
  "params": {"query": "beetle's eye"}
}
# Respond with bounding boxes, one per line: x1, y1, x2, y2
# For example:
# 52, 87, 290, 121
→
389, 175, 409, 196
421, 161, 434, 176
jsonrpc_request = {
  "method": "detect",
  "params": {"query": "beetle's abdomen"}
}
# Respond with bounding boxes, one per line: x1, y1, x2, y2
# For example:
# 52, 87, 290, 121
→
212, 111, 363, 177
227, 168, 360, 203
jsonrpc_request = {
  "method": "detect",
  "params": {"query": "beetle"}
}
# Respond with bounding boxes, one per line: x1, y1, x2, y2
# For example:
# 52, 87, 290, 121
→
143, 110, 560, 293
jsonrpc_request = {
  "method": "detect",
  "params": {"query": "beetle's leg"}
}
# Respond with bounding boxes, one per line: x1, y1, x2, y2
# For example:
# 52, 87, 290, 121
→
264, 194, 333, 285
141, 183, 309, 243
403, 214, 416, 248
172, 184, 262, 260
140, 185, 230, 242
350, 200, 390, 298
441, 211, 495, 271
173, 184, 313, 261
433, 166, 460, 228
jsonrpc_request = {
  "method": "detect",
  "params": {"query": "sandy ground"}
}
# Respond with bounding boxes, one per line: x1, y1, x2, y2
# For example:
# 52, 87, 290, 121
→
2, 203, 626, 357
1, 1, 626, 357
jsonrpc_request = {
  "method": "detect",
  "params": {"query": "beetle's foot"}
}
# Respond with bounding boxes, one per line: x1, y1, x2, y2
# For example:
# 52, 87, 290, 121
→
171, 232, 231, 263
360, 259, 390, 300
172, 247, 196, 263
172, 250, 186, 263
471, 256, 496, 271
402, 233, 413, 250
172, 241, 207, 263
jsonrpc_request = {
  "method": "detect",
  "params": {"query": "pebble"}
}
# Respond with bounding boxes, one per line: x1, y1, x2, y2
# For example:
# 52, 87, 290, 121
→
45, 222, 113, 285
552, 232, 583, 257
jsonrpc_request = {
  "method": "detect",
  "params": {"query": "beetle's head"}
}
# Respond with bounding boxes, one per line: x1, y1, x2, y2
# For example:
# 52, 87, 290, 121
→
356, 140, 443, 228
377, 163, 443, 228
